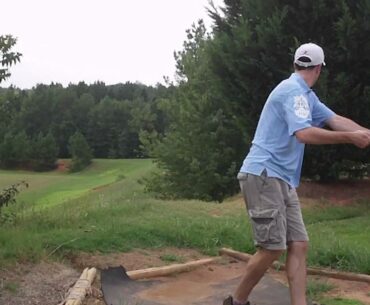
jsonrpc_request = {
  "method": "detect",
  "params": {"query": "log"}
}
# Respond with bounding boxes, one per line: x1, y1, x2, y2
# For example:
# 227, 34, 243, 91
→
305, 267, 370, 283
63, 267, 97, 305
219, 248, 370, 283
127, 257, 221, 280
219, 248, 253, 262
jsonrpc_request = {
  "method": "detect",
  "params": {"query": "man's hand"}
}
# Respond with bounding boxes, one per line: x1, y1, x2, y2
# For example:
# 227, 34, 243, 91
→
350, 130, 370, 148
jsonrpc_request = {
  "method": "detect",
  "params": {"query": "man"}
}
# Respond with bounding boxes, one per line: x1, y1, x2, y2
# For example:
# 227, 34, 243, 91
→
224, 43, 370, 305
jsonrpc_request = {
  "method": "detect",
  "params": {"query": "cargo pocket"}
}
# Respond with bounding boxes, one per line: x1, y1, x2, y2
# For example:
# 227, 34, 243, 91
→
249, 209, 282, 244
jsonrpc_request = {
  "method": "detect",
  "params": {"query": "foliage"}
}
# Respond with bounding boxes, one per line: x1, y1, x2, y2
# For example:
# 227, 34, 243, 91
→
144, 20, 245, 202
31, 132, 59, 171
0, 131, 31, 168
68, 131, 92, 172
0, 82, 170, 170
0, 35, 22, 83
207, 0, 370, 181
0, 130, 57, 171
145, 0, 370, 201
2, 1, 370, 202
0, 181, 28, 223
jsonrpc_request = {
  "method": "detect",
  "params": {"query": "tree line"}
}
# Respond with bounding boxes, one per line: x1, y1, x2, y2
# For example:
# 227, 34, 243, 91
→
0, 81, 172, 171
2, 0, 370, 201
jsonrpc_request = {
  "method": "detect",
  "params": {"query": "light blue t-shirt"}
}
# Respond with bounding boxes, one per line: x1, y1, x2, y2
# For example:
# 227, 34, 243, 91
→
240, 73, 335, 187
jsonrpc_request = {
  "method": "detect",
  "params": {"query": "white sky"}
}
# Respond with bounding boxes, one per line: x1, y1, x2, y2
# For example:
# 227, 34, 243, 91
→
1, 0, 224, 89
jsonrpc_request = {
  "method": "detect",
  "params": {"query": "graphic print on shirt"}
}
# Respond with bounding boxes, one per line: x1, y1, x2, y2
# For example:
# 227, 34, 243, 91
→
293, 95, 310, 119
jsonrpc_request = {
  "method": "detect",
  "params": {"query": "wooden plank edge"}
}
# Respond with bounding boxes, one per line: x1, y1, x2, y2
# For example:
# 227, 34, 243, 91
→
127, 257, 221, 280
60, 267, 97, 305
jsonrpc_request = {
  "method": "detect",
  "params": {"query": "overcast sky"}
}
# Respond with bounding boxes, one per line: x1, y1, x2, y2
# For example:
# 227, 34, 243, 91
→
1, 0, 224, 89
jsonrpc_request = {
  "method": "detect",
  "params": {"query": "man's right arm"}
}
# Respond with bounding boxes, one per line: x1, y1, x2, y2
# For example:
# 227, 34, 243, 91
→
295, 127, 370, 148
326, 114, 370, 132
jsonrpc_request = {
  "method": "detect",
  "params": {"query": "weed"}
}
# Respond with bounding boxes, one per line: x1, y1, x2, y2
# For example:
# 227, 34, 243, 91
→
319, 297, 365, 305
3, 281, 19, 294
160, 254, 184, 263
307, 278, 335, 300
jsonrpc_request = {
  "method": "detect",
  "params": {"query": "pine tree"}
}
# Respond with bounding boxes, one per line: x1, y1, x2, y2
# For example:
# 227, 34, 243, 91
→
144, 21, 244, 201
68, 132, 93, 172
0, 131, 31, 168
31, 132, 59, 171
208, 0, 370, 181
146, 0, 370, 201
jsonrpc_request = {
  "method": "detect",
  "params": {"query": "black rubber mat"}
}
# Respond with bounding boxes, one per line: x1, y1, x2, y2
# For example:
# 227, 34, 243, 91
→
101, 266, 161, 305
100, 264, 292, 305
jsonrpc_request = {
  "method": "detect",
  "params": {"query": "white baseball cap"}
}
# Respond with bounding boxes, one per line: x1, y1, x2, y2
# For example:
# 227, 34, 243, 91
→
294, 43, 326, 67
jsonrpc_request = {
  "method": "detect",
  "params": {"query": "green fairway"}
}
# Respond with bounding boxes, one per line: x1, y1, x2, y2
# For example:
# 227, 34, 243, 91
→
0, 159, 152, 208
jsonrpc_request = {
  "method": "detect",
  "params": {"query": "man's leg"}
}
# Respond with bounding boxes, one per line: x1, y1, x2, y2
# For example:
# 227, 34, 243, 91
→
235, 172, 287, 304
233, 248, 283, 304
286, 241, 308, 305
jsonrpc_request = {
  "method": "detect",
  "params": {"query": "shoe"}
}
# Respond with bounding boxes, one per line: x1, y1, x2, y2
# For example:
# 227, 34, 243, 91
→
223, 295, 250, 305
223, 296, 233, 305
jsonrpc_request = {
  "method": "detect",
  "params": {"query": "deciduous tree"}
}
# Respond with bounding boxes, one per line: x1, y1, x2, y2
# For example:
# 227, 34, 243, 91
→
0, 35, 22, 83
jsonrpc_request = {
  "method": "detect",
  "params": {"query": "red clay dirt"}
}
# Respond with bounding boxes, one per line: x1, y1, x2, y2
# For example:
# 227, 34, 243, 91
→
56, 160, 70, 172
1, 248, 369, 305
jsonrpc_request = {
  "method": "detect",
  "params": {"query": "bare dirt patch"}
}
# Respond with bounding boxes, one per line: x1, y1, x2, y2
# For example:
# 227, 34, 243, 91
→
325, 277, 370, 305
0, 248, 208, 305
70, 247, 208, 271
0, 261, 79, 305
56, 160, 70, 173
1, 250, 369, 305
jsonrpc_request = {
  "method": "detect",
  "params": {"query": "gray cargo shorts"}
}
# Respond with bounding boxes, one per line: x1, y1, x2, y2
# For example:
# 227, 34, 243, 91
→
237, 171, 308, 250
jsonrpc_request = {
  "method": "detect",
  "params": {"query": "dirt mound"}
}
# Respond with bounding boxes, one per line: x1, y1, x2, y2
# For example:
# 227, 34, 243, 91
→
56, 160, 70, 172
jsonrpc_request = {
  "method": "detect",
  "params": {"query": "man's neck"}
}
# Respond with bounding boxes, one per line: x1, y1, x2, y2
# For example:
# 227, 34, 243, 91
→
296, 70, 315, 88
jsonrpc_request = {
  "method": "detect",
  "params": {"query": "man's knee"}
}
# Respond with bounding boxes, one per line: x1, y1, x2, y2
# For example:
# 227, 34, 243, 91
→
288, 241, 309, 254
259, 247, 284, 261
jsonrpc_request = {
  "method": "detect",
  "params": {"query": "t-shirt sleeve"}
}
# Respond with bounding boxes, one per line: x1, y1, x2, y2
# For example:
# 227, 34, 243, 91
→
282, 93, 312, 136
311, 92, 336, 127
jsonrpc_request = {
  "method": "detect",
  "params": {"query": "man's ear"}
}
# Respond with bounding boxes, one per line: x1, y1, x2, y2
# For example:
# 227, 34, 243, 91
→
315, 64, 322, 75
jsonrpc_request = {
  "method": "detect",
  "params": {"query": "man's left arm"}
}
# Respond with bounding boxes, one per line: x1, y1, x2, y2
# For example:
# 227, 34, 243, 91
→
326, 114, 370, 133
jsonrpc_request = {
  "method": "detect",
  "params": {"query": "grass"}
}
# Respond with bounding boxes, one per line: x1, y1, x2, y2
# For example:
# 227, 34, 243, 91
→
1, 159, 251, 265
3, 281, 19, 294
319, 298, 365, 305
0, 159, 369, 277
305, 276, 365, 305
306, 279, 335, 301
160, 254, 185, 263
0, 159, 149, 209
304, 203, 370, 273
